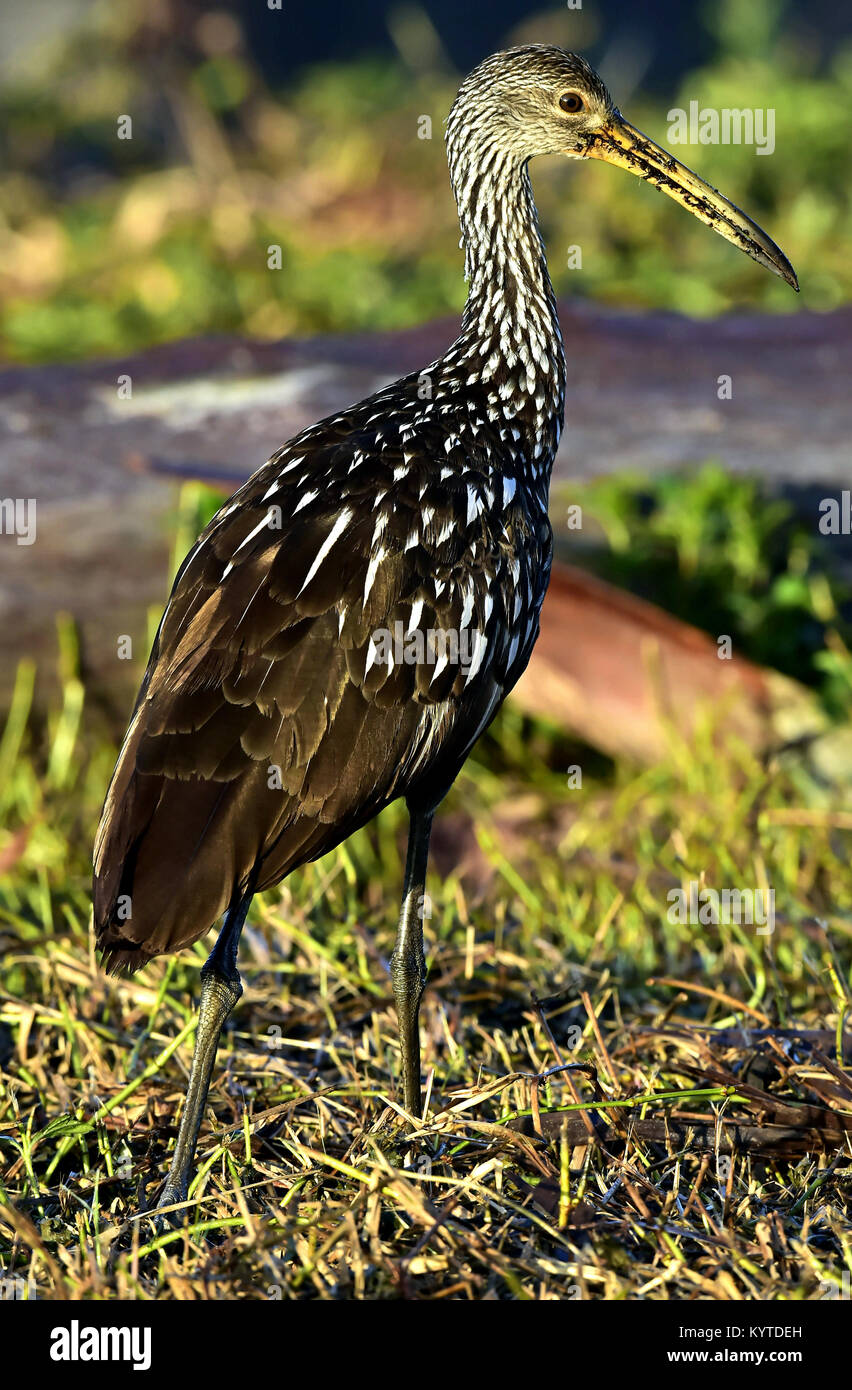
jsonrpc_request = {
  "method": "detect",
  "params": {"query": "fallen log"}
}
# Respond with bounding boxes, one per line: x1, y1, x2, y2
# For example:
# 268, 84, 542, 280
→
1, 303, 849, 757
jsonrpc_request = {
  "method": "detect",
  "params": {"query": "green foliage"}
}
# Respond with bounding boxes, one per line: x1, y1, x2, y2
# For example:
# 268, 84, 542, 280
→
0, 3, 849, 363
561, 464, 852, 718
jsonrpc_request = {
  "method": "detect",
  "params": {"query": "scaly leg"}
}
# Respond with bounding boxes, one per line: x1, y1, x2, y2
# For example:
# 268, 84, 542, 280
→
152, 879, 255, 1224
389, 803, 434, 1117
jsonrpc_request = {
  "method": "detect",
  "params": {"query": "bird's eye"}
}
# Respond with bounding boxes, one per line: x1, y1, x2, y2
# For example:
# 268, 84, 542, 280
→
559, 92, 585, 114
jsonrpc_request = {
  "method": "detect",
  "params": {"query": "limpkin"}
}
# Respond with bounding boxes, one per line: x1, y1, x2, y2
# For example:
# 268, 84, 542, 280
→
94, 46, 797, 1219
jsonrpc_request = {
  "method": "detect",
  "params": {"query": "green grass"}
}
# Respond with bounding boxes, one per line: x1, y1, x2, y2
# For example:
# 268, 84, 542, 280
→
555, 464, 852, 718
1, 473, 852, 1300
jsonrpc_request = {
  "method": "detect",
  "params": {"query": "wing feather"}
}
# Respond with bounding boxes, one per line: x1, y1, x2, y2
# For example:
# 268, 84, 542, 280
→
94, 396, 549, 970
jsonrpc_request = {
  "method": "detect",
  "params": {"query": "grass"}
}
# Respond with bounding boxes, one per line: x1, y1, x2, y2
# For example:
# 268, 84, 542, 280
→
1, 472, 852, 1299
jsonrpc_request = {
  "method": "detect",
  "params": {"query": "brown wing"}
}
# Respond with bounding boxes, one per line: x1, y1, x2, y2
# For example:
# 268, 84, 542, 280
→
93, 413, 538, 971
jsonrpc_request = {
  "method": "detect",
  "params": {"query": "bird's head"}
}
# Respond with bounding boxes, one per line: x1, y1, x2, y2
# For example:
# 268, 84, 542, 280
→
448, 45, 798, 290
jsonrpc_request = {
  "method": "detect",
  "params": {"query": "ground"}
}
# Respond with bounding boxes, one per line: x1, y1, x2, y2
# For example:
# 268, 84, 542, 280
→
1, 470, 851, 1299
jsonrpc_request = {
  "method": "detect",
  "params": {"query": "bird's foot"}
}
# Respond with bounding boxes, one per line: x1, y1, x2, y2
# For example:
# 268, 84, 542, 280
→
105, 1180, 189, 1271
145, 1179, 191, 1234
365, 1104, 432, 1169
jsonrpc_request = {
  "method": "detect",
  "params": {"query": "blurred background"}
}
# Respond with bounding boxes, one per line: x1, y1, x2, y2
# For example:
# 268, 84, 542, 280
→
1, 0, 851, 363
2, 0, 852, 1299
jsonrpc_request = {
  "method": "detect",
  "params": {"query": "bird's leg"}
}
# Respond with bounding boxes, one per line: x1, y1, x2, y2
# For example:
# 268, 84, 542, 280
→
153, 881, 255, 1224
389, 804, 434, 1118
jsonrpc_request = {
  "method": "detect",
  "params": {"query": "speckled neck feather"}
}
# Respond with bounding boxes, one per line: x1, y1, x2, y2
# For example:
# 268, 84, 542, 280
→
444, 96, 566, 492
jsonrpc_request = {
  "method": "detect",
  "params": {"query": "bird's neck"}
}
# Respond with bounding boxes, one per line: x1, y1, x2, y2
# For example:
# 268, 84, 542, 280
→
445, 139, 566, 474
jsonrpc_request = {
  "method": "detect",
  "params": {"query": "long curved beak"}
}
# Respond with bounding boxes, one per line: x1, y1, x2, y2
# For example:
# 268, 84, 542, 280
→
581, 112, 798, 291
